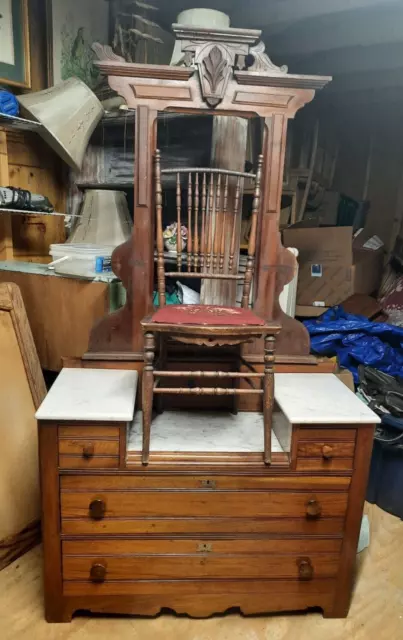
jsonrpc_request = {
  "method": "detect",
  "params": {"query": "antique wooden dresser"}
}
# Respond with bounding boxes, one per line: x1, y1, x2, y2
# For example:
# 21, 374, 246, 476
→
36, 368, 380, 622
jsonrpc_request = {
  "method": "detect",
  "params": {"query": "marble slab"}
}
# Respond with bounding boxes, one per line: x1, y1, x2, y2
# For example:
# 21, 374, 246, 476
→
127, 411, 285, 453
35, 369, 138, 421
275, 373, 381, 424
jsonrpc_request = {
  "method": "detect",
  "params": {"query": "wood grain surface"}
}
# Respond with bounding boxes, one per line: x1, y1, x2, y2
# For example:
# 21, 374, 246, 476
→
0, 505, 402, 637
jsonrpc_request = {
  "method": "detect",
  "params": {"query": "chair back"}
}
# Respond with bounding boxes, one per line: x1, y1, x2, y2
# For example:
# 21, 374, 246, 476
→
154, 150, 263, 308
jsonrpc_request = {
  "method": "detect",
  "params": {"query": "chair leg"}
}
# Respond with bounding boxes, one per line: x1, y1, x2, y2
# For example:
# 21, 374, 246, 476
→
232, 348, 241, 415
142, 332, 155, 465
155, 334, 166, 415
263, 335, 276, 465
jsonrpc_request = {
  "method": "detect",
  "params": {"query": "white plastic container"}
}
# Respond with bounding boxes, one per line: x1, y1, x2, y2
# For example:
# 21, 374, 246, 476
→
49, 243, 116, 280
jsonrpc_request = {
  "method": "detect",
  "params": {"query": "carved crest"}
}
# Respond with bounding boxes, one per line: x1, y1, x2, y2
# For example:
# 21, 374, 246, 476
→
197, 44, 231, 107
202, 46, 228, 98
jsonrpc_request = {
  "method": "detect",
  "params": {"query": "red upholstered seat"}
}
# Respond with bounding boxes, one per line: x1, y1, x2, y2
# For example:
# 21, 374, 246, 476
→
151, 304, 265, 326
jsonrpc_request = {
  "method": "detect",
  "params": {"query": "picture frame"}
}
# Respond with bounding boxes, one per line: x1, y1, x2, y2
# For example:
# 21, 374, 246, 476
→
46, 0, 109, 89
0, 0, 31, 88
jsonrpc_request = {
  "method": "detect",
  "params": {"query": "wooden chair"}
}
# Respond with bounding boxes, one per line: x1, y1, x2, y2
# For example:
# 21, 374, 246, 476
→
140, 150, 281, 465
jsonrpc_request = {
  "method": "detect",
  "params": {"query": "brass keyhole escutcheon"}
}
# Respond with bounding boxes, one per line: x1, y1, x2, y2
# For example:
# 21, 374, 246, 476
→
200, 479, 216, 489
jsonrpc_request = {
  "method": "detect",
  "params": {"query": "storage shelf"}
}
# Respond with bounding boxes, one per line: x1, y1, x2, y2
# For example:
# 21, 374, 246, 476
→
0, 208, 67, 217
0, 112, 42, 131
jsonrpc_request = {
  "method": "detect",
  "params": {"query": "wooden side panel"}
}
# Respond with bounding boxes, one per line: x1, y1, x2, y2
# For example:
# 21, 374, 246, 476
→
324, 425, 375, 618
38, 423, 65, 622
0, 271, 110, 371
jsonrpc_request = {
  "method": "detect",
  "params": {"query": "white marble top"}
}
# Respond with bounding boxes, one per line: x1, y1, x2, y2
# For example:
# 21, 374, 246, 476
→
35, 369, 138, 421
275, 373, 381, 424
128, 411, 284, 453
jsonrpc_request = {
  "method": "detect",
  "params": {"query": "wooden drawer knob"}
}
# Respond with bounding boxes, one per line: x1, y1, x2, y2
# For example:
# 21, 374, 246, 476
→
297, 557, 314, 581
82, 442, 95, 459
90, 563, 106, 583
322, 444, 334, 460
89, 499, 106, 520
306, 498, 322, 519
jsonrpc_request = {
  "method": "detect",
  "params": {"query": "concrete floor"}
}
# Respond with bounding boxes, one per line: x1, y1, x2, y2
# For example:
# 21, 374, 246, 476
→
1, 504, 402, 640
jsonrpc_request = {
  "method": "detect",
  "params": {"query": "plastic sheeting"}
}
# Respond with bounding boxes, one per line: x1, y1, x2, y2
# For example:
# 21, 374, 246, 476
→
304, 306, 403, 382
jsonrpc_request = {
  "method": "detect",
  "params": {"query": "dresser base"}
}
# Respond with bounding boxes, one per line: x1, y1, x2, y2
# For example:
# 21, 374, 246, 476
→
47, 580, 340, 622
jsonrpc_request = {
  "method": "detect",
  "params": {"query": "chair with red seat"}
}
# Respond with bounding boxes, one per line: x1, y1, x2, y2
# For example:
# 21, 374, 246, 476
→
140, 149, 281, 465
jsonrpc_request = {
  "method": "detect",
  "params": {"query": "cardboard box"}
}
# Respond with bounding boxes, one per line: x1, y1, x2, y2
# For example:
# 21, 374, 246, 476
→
283, 225, 384, 307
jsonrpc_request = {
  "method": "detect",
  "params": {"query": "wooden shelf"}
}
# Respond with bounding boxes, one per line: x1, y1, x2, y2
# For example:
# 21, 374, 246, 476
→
0, 113, 42, 132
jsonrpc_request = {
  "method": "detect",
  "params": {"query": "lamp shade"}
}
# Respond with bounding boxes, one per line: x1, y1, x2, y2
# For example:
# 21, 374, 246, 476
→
68, 190, 132, 246
170, 9, 230, 65
17, 78, 104, 172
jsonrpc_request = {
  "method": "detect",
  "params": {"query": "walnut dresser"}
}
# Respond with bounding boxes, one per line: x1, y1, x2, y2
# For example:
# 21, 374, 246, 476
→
36, 368, 380, 622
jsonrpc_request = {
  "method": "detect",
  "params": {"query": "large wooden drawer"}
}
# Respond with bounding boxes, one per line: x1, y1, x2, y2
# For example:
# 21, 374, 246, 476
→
62, 538, 341, 581
60, 474, 348, 537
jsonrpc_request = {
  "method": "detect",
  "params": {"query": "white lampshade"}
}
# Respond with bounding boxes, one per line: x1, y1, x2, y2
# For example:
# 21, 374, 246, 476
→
18, 78, 104, 172
68, 190, 132, 246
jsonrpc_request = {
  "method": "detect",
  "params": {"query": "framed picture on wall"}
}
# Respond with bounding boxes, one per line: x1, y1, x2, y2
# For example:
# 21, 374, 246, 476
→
0, 0, 31, 88
46, 0, 109, 89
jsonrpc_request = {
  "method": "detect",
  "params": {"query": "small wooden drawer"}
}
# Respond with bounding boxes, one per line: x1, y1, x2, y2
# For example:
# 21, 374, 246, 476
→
58, 440, 120, 470
296, 433, 356, 473
62, 539, 341, 582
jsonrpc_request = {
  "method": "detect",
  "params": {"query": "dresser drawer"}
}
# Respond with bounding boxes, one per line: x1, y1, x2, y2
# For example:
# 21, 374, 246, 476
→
61, 490, 348, 519
58, 427, 120, 469
62, 538, 341, 581
296, 433, 356, 473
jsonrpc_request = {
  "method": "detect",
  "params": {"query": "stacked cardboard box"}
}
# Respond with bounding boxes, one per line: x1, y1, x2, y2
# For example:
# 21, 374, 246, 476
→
283, 224, 384, 317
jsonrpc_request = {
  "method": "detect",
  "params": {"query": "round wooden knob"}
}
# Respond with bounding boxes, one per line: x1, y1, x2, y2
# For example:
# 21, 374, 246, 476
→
82, 442, 95, 459
90, 563, 106, 583
297, 558, 314, 581
89, 498, 106, 520
306, 498, 322, 519
322, 444, 334, 460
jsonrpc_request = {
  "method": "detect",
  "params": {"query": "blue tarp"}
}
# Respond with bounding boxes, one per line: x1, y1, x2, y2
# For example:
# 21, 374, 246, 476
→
304, 306, 403, 382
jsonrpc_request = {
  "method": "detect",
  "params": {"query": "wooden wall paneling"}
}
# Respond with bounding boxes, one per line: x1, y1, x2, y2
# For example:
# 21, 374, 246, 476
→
0, 283, 46, 569
0, 271, 111, 371
6, 130, 66, 262
0, 130, 13, 260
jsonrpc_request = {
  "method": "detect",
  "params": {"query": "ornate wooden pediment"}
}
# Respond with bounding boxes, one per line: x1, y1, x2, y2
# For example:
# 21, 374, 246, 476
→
171, 24, 288, 108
